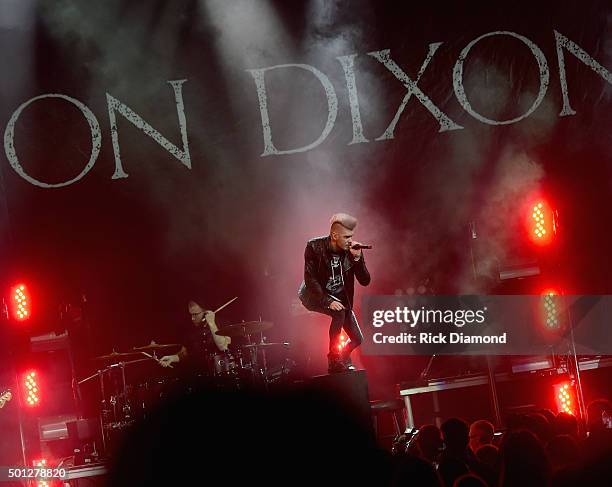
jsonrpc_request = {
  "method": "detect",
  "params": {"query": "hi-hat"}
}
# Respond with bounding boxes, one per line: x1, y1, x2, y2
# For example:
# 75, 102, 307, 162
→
215, 321, 273, 337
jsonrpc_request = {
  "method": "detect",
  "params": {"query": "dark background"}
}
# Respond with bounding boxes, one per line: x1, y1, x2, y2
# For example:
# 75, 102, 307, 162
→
1, 0, 611, 397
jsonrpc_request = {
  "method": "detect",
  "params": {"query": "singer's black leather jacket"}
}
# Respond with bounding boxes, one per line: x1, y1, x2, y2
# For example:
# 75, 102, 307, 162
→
298, 235, 371, 311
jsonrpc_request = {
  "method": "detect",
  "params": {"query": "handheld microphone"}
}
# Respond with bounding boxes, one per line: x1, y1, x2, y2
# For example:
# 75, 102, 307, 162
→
351, 243, 372, 250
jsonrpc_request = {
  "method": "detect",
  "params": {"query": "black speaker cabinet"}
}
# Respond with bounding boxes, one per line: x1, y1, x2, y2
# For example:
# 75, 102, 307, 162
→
307, 370, 375, 440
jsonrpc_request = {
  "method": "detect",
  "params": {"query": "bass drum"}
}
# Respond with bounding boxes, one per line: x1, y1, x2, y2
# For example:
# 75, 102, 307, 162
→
132, 377, 181, 416
206, 350, 257, 390
209, 350, 238, 377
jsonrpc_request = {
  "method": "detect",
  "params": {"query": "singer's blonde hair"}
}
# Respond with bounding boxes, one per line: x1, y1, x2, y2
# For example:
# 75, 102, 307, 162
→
329, 213, 357, 232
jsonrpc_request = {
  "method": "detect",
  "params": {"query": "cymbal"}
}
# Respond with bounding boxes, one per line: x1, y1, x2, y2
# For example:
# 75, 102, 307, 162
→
94, 351, 141, 361
133, 341, 180, 351
215, 321, 273, 337
109, 357, 152, 367
241, 342, 289, 349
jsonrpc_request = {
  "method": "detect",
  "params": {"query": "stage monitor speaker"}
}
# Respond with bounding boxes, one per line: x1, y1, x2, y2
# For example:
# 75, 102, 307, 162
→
306, 370, 375, 441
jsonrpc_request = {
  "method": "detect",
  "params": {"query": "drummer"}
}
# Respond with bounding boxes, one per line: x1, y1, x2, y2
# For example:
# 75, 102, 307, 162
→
159, 301, 231, 370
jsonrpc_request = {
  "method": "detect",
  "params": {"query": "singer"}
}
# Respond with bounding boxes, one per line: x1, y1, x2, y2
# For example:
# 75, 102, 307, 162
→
298, 213, 371, 373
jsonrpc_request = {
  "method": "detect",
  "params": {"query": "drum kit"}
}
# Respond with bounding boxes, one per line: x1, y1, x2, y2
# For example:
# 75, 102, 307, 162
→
77, 319, 291, 447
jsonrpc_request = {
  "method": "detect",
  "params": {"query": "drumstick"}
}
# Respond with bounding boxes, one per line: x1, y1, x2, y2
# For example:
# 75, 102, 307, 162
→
140, 351, 173, 369
213, 296, 238, 314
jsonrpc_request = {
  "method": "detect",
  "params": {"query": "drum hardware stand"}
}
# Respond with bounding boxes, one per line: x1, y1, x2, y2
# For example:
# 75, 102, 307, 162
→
240, 334, 270, 389
116, 361, 131, 420
109, 395, 118, 423
257, 335, 270, 390
78, 360, 135, 452
14, 374, 30, 468
254, 318, 269, 387
78, 367, 110, 454
260, 337, 269, 382
564, 299, 587, 427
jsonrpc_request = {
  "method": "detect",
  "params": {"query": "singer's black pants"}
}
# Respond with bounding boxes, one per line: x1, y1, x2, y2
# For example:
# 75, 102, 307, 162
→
316, 307, 363, 355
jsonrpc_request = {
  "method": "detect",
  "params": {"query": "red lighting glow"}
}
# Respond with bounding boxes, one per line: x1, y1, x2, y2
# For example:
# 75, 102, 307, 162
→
541, 290, 560, 329
32, 459, 49, 487
10, 283, 31, 321
22, 371, 41, 407
337, 332, 349, 351
526, 199, 556, 246
553, 382, 576, 416
538, 288, 569, 335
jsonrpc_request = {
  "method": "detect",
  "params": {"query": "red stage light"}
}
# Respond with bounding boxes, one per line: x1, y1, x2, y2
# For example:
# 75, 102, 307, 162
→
526, 199, 556, 246
538, 288, 568, 334
541, 290, 560, 329
10, 283, 31, 321
22, 370, 41, 407
32, 459, 50, 487
337, 332, 348, 351
553, 382, 576, 416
